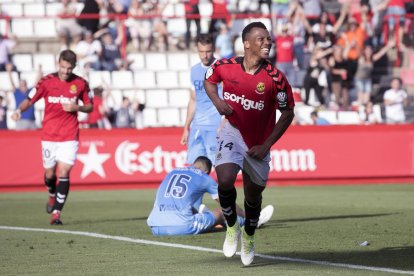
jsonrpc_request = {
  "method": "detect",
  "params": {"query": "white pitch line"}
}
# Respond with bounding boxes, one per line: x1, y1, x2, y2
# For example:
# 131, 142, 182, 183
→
1, 226, 414, 275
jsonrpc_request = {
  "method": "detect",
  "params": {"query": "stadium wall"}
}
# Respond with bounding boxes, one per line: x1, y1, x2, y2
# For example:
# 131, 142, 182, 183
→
0, 125, 413, 190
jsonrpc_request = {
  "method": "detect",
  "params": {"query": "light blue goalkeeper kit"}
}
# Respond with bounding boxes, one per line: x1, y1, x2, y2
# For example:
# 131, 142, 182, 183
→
186, 61, 223, 165
147, 166, 218, 235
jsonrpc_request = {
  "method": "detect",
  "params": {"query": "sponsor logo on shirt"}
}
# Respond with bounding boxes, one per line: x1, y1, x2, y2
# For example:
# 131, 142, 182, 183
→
277, 91, 287, 108
205, 67, 213, 79
223, 92, 264, 111
256, 82, 265, 94
47, 95, 77, 104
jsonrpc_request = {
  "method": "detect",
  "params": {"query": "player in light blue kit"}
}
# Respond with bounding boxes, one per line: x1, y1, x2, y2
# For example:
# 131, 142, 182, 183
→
181, 34, 223, 166
147, 156, 274, 236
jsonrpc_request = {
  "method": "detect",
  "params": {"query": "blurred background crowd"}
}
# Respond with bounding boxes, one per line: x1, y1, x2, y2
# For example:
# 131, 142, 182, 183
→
0, 0, 413, 129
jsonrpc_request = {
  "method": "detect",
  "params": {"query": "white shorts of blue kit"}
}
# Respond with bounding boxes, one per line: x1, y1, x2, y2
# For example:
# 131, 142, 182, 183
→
150, 211, 216, 236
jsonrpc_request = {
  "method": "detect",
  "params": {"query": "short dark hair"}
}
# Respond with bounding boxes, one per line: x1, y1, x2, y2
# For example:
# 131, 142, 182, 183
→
242, 22, 267, 42
391, 77, 403, 85
196, 33, 213, 46
59, 49, 77, 67
194, 156, 213, 174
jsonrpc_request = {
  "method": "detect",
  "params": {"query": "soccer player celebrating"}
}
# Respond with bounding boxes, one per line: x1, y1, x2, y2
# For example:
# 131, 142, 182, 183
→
204, 22, 295, 265
11, 50, 93, 225
181, 33, 223, 167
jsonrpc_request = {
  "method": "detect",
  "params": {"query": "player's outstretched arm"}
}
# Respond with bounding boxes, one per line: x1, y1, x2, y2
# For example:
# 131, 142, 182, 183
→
11, 98, 32, 121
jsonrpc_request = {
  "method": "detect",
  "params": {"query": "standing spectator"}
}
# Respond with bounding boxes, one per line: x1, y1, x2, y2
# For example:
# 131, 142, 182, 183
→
370, 0, 389, 47
209, 0, 230, 37
0, 94, 8, 130
6, 63, 42, 130
11, 50, 93, 225
87, 86, 112, 129
329, 45, 350, 110
0, 34, 16, 71
359, 101, 382, 124
299, 0, 322, 26
115, 96, 134, 128
383, 77, 408, 124
270, 0, 290, 33
204, 22, 295, 266
183, 0, 201, 49
181, 34, 222, 165
215, 24, 234, 59
355, 41, 395, 105
100, 32, 123, 71
77, 0, 101, 34
275, 24, 295, 85
127, 0, 153, 51
57, 0, 84, 49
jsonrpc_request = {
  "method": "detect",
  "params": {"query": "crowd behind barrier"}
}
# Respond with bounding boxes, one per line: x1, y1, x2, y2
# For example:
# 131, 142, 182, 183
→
0, 0, 414, 130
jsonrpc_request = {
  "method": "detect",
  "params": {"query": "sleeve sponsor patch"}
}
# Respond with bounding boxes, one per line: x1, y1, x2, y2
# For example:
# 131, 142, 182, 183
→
277, 91, 287, 108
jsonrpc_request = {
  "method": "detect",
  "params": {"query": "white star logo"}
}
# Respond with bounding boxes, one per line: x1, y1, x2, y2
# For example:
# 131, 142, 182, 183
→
77, 143, 111, 178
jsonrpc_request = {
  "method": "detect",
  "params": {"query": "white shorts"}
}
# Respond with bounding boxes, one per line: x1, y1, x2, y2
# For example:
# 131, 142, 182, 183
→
41, 141, 79, 169
215, 121, 270, 187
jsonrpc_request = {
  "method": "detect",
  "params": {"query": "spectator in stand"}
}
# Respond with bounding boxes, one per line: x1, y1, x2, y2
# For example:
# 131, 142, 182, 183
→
0, 34, 16, 71
274, 24, 295, 85
215, 23, 234, 59
115, 96, 134, 128
87, 86, 112, 129
127, 0, 153, 51
329, 45, 350, 110
75, 30, 102, 72
370, 0, 389, 47
358, 101, 382, 124
57, 0, 84, 50
385, 0, 410, 51
383, 77, 408, 124
6, 64, 43, 130
183, 0, 201, 49
132, 100, 145, 129
100, 31, 124, 71
303, 46, 332, 107
0, 94, 8, 130
108, 0, 131, 14
77, 0, 101, 34
310, 110, 330, 125
355, 40, 395, 105
209, 0, 230, 37
336, 16, 367, 88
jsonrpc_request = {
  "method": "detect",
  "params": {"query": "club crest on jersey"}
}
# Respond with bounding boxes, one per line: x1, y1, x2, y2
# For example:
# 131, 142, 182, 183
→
255, 82, 265, 94
69, 85, 77, 94
205, 67, 213, 79
277, 91, 288, 107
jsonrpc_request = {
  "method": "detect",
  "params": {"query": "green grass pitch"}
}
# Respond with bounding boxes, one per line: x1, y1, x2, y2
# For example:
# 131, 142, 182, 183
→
0, 184, 413, 275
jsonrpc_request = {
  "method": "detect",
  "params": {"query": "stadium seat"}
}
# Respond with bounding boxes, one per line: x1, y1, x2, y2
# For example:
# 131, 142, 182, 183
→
158, 108, 181, 127
0, 71, 19, 91
88, 71, 111, 89
162, 2, 175, 17
145, 53, 167, 71
167, 18, 187, 37
106, 89, 123, 109
134, 71, 156, 88
12, 54, 33, 72
23, 3, 45, 16
294, 105, 315, 125
142, 107, 158, 127
156, 71, 178, 88
33, 19, 57, 37
145, 89, 168, 108
123, 89, 146, 105
174, 2, 185, 17
33, 54, 56, 72
178, 71, 192, 89
11, 19, 34, 37
189, 53, 200, 67
111, 71, 134, 88
45, 3, 61, 16
167, 53, 190, 70
199, 2, 212, 17
127, 53, 145, 70
168, 89, 190, 108
337, 111, 361, 125
1, 3, 24, 16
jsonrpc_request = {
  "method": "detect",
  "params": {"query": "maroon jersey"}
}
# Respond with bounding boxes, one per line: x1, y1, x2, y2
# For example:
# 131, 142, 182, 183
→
205, 57, 295, 148
29, 73, 92, 142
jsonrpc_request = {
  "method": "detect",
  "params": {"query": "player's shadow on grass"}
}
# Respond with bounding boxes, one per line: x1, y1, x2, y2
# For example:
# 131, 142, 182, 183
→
255, 245, 414, 271
70, 216, 148, 225
264, 213, 397, 226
